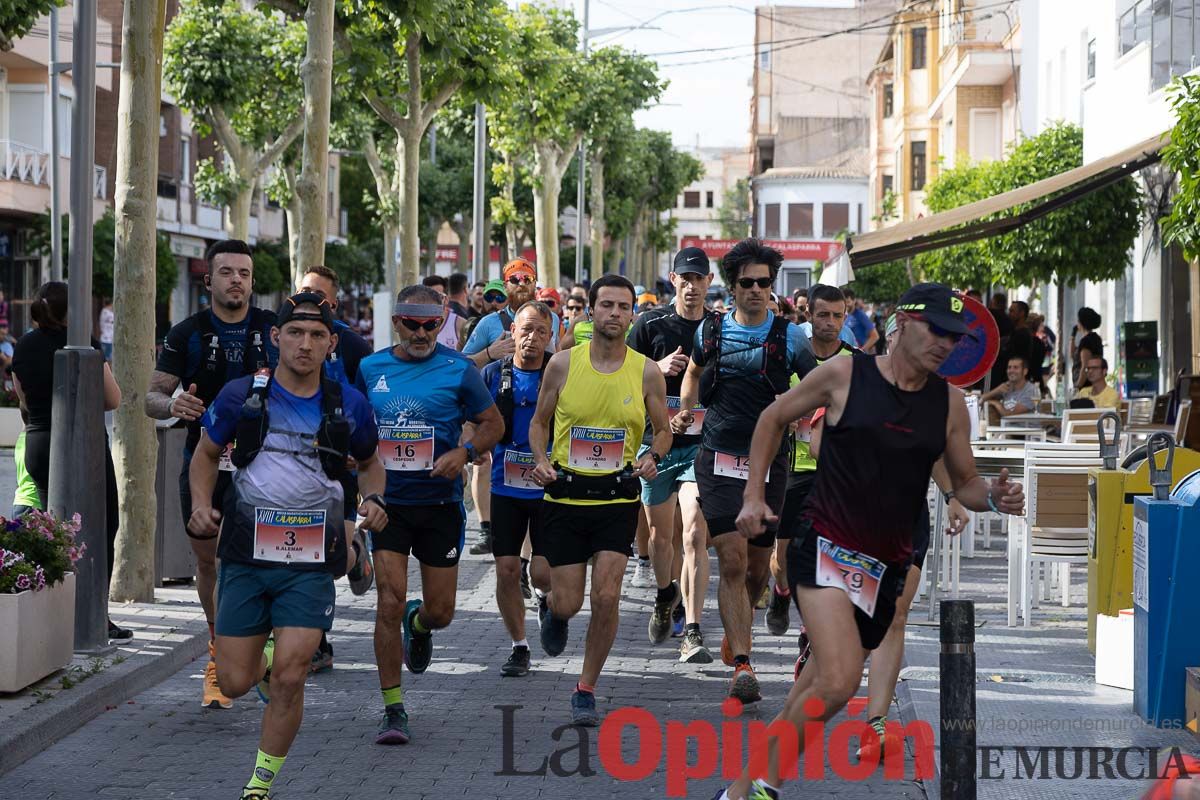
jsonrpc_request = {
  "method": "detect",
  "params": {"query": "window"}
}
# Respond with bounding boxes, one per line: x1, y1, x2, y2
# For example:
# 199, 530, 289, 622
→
1171, 0, 1194, 78
1120, 0, 1153, 54
180, 136, 191, 184
911, 141, 927, 191
911, 27, 927, 69
758, 44, 771, 70
822, 203, 849, 238
1152, 0, 1171, 88
1087, 38, 1097, 79
883, 82, 894, 117
788, 203, 813, 238
706, 190, 714, 208
8, 87, 46, 149
969, 108, 1002, 162
683, 191, 701, 208
764, 203, 781, 238
882, 174, 894, 196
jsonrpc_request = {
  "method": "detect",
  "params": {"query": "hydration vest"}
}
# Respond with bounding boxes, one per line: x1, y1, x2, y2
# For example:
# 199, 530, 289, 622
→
698, 312, 791, 407
496, 354, 549, 445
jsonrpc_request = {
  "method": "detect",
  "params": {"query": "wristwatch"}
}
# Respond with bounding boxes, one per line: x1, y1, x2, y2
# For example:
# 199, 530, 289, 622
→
944, 490, 956, 505
650, 451, 663, 465
364, 493, 386, 511
463, 442, 478, 461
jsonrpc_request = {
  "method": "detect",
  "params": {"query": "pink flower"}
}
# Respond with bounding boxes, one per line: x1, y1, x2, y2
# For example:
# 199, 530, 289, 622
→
14, 574, 30, 591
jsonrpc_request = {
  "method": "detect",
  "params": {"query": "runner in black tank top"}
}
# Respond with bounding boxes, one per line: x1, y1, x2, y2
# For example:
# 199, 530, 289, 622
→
714, 284, 1026, 800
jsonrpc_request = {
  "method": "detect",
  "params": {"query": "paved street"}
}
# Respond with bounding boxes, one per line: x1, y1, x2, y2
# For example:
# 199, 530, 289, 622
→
1, 538, 926, 800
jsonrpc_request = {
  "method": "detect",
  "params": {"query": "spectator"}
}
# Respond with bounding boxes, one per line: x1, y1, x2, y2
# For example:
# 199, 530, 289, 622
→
988, 292, 1013, 338
1072, 306, 1103, 389
841, 288, 879, 351
447, 272, 474, 321
1076, 357, 1120, 408
99, 298, 115, 362
469, 281, 487, 316
1027, 312, 1054, 384
982, 355, 1041, 423
0, 321, 14, 371
965, 288, 983, 303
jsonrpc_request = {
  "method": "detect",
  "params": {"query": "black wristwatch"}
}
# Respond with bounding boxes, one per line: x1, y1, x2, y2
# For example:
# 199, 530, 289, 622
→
463, 442, 478, 461
364, 493, 387, 511
944, 490, 956, 505
650, 451, 663, 465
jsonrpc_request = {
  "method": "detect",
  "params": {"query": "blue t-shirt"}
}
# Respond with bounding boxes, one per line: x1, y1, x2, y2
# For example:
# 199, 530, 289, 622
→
355, 344, 495, 505
845, 307, 875, 348
691, 310, 813, 378
326, 319, 373, 388
481, 359, 546, 500
799, 322, 858, 348
461, 307, 560, 356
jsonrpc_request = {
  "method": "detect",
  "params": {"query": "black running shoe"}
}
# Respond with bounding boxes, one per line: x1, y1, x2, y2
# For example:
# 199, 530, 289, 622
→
539, 600, 569, 657
403, 599, 433, 674
648, 581, 681, 644
520, 559, 532, 600
468, 528, 492, 555
501, 645, 531, 677
375, 704, 411, 745
571, 689, 599, 726
347, 528, 374, 595
766, 589, 790, 636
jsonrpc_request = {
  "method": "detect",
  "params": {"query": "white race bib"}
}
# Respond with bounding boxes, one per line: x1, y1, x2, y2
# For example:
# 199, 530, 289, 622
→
666, 396, 705, 435
253, 508, 326, 564
568, 426, 625, 471
713, 450, 769, 482
379, 426, 435, 472
502, 449, 540, 490
814, 536, 886, 617
218, 442, 236, 472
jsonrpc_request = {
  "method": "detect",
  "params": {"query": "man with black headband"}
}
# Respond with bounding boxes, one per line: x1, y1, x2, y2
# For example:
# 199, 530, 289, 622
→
355, 284, 504, 745
188, 292, 387, 800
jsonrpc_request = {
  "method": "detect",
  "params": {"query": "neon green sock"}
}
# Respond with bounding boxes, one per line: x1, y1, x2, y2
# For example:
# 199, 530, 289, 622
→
381, 684, 403, 707
246, 750, 285, 791
411, 609, 430, 635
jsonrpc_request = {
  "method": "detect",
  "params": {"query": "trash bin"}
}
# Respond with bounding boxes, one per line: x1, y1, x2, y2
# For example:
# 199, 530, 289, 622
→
155, 421, 196, 585
1087, 415, 1200, 652
1132, 435, 1200, 727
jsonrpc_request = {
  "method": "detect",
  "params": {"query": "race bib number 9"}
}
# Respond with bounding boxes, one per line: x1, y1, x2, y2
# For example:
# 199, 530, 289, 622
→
218, 442, 236, 472
503, 449, 540, 490
379, 426, 435, 471
253, 508, 326, 564
666, 396, 705, 435
814, 536, 886, 617
713, 450, 769, 483
568, 426, 625, 471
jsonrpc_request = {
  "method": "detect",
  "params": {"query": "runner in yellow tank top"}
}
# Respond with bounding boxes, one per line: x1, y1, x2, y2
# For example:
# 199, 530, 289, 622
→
528, 274, 672, 727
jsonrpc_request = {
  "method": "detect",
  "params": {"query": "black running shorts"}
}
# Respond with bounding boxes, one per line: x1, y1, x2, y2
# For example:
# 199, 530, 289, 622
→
541, 501, 640, 567
490, 493, 546, 559
694, 447, 788, 548
373, 502, 466, 568
777, 472, 816, 541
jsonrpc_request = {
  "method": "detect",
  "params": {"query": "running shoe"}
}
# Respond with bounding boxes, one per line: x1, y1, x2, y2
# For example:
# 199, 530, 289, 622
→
709, 784, 777, 800
203, 641, 233, 709
679, 629, 714, 664
671, 602, 686, 638
570, 689, 599, 727
728, 663, 762, 704
632, 558, 653, 588
239, 786, 271, 799
720, 634, 751, 668
347, 528, 374, 595
766, 588, 790, 636
501, 645, 531, 677
376, 704, 411, 745
793, 627, 812, 682
309, 634, 333, 673
256, 637, 275, 704
856, 715, 889, 763
520, 559, 532, 600
648, 581, 681, 644
539, 600, 569, 657
468, 528, 492, 555
754, 585, 770, 610
108, 618, 133, 640
402, 599, 433, 674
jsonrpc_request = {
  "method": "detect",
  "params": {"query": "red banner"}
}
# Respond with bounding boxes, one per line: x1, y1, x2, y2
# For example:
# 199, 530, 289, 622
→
679, 237, 843, 262
420, 245, 538, 263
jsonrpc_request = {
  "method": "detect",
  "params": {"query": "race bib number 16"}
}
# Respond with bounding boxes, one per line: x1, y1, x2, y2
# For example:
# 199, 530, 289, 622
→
379, 426, 435, 471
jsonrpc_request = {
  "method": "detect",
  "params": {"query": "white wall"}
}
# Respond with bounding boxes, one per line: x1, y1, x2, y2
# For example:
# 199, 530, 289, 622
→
755, 178, 870, 237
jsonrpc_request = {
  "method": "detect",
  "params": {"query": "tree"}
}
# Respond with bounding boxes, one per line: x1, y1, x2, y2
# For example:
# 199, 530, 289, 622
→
163, 0, 306, 240
848, 260, 911, 304
717, 178, 751, 240
1162, 75, 1200, 259
0, 0, 61, 51
419, 108, 476, 273
293, 0, 335, 273
913, 159, 1001, 290
109, 0, 167, 602
348, 0, 511, 291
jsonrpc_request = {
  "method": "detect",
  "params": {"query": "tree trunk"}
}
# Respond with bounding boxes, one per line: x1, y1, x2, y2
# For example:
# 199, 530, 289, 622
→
424, 217, 439, 275
609, 241, 622, 274
396, 130, 421, 288
589, 148, 606, 280
295, 0, 334, 273
532, 144, 566, 288
109, 0, 166, 603
451, 216, 471, 273
383, 221, 398, 300
283, 165, 301, 286
500, 156, 519, 263
226, 177, 256, 241
630, 213, 645, 286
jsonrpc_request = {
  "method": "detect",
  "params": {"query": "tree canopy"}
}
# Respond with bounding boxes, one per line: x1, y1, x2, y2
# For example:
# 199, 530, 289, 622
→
1162, 75, 1200, 260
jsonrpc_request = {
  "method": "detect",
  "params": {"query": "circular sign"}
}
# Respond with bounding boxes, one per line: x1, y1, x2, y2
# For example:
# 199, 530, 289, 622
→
936, 294, 999, 388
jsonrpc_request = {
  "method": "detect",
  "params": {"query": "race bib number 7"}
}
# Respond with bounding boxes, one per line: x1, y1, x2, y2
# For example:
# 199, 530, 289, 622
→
379, 426, 435, 471
814, 536, 886, 617
253, 508, 326, 564
666, 396, 705, 435
503, 449, 540, 490
568, 426, 625, 471
713, 450, 769, 482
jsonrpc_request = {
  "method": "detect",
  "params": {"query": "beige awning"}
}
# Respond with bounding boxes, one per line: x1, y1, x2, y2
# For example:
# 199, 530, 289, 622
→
845, 131, 1170, 269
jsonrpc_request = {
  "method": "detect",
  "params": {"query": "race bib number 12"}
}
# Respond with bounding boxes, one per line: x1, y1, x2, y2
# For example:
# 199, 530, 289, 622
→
253, 508, 326, 564
568, 426, 625, 471
379, 426, 435, 471
814, 536, 886, 617
713, 450, 769, 482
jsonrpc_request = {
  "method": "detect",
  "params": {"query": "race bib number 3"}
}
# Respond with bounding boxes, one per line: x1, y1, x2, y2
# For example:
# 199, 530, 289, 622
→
713, 450, 769, 482
379, 426, 435, 471
666, 396, 705, 435
568, 426, 625, 471
253, 508, 326, 564
503, 449, 540, 490
814, 536, 886, 617
218, 443, 236, 472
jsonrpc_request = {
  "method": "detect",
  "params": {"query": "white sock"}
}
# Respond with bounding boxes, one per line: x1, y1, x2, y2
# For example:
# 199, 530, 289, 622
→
534, 589, 547, 599
513, 639, 529, 649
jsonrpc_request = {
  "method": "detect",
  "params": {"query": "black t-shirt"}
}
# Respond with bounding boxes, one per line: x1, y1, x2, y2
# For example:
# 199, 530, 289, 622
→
13, 328, 103, 431
627, 307, 706, 448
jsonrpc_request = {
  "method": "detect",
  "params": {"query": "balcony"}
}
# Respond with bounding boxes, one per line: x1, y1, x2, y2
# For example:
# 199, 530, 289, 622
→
0, 139, 107, 201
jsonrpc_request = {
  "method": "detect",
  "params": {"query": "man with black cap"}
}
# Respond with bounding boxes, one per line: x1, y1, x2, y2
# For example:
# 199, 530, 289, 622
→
187, 292, 388, 800
714, 283, 1025, 800
626, 246, 715, 663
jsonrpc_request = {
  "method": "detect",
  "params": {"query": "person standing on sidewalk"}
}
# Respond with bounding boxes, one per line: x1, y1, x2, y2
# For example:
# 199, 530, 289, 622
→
188, 293, 388, 800
356, 284, 503, 745
673, 239, 817, 705
145, 239, 279, 710
626, 246, 715, 664
715, 284, 1024, 800
528, 274, 671, 726
98, 299, 115, 362
479, 301, 555, 677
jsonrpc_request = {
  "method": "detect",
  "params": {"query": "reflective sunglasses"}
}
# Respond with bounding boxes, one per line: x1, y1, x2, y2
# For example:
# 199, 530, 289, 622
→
507, 275, 535, 286
543, 299, 558, 309
736, 277, 773, 289
921, 317, 964, 343
484, 292, 506, 303
398, 316, 443, 332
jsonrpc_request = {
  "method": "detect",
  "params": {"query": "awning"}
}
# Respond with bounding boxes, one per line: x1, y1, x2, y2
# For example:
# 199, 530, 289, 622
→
840, 131, 1170, 270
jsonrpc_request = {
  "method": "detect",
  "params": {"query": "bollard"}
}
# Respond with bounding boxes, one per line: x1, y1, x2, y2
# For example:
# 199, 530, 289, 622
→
940, 599, 976, 800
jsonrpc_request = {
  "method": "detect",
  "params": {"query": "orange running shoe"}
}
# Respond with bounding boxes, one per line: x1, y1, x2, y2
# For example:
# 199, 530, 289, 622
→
203, 641, 233, 709
728, 663, 762, 704
720, 635, 752, 668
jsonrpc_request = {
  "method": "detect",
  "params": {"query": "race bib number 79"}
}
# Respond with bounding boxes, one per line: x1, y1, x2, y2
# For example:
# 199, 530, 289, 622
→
814, 536, 886, 617
253, 508, 326, 564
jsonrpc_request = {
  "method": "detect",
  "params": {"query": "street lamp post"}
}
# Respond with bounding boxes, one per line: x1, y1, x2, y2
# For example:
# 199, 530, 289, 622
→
472, 102, 487, 282
574, 0, 589, 285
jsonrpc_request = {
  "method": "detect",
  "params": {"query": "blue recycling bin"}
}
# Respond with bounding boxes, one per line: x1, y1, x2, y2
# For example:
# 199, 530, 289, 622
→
1132, 434, 1200, 726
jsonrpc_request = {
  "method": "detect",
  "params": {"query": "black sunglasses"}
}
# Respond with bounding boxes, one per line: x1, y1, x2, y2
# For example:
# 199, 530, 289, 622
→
484, 292, 505, 303
507, 275, 534, 285
926, 320, 964, 343
398, 317, 443, 332
736, 277, 773, 289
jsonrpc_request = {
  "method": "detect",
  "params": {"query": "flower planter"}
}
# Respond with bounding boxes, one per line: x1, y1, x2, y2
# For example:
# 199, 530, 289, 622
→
0, 406, 21, 448
0, 573, 75, 693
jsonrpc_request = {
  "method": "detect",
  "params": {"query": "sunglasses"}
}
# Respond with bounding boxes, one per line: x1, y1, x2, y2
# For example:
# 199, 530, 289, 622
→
484, 292, 505, 303
926, 320, 964, 343
507, 275, 535, 286
398, 317, 443, 332
543, 299, 558, 309
736, 277, 773, 289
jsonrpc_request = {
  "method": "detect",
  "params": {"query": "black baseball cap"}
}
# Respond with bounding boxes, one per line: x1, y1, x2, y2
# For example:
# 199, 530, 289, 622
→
895, 283, 970, 335
277, 291, 335, 331
672, 246, 710, 276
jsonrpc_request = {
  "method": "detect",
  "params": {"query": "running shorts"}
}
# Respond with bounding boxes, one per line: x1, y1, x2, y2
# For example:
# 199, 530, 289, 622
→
373, 502, 466, 568
638, 443, 699, 506
695, 446, 788, 548
778, 472, 816, 541
490, 493, 546, 559
215, 561, 336, 636
541, 501, 640, 567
